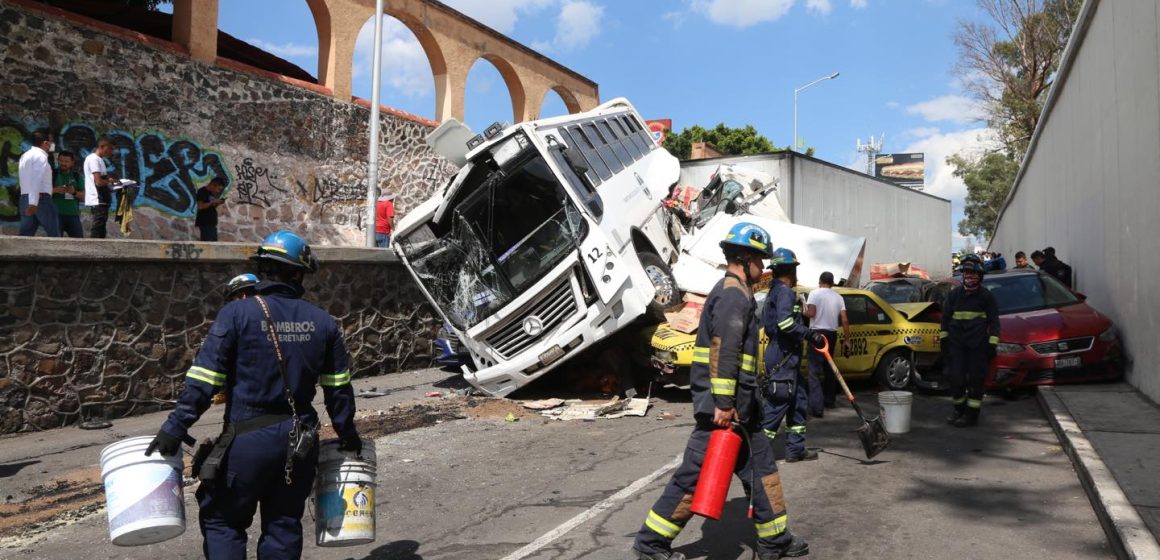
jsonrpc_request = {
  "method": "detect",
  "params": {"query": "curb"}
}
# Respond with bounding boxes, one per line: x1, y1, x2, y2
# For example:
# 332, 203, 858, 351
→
1037, 386, 1160, 560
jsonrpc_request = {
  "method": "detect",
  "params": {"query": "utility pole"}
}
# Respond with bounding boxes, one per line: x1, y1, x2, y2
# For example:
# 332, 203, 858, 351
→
365, 0, 384, 248
793, 72, 839, 152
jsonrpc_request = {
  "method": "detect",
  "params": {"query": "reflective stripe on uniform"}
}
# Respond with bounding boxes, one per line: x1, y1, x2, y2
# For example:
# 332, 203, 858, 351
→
645, 509, 681, 539
952, 311, 988, 320
764, 429, 778, 439
320, 370, 352, 387
692, 346, 710, 364
788, 425, 806, 434
187, 366, 225, 387
939, 331, 949, 339
710, 378, 737, 396
740, 354, 756, 372
778, 317, 794, 330
952, 396, 966, 405
967, 398, 982, 409
755, 514, 788, 538
989, 336, 999, 345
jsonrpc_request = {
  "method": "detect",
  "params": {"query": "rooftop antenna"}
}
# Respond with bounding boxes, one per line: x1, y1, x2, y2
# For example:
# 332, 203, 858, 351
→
855, 133, 884, 175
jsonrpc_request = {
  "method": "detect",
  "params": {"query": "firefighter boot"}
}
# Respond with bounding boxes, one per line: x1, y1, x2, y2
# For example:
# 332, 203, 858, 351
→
757, 532, 810, 558
633, 549, 686, 560
945, 403, 966, 425
953, 407, 980, 428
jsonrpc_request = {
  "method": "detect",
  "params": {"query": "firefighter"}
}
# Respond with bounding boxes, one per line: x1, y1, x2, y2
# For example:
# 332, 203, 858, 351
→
631, 223, 809, 560
145, 230, 361, 559
224, 272, 259, 302
761, 248, 825, 462
941, 253, 1001, 427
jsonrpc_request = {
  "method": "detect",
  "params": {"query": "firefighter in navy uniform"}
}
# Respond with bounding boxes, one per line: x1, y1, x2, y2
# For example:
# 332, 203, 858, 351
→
761, 248, 825, 462
631, 223, 809, 560
941, 254, 1001, 428
146, 230, 361, 560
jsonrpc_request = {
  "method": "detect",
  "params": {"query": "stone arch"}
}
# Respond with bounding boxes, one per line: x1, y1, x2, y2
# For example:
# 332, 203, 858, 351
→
545, 85, 582, 115
347, 11, 449, 120
305, 0, 332, 83
468, 54, 526, 124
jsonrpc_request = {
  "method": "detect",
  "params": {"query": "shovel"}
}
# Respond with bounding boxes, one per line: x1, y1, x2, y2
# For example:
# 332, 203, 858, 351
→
815, 338, 890, 459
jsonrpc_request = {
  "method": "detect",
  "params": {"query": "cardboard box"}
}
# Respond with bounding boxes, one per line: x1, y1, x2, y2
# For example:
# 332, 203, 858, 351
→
666, 294, 707, 334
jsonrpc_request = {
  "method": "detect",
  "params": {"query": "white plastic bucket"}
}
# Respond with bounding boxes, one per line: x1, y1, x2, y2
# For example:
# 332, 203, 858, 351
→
878, 391, 914, 434
99, 435, 186, 546
314, 438, 377, 547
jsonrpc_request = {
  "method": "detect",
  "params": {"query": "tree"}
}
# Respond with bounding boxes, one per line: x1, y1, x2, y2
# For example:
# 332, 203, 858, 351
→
954, 0, 1080, 157
949, 150, 1021, 239
661, 123, 812, 160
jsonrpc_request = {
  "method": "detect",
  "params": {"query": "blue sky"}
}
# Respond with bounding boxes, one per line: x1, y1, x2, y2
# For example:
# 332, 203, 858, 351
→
216, 0, 1000, 250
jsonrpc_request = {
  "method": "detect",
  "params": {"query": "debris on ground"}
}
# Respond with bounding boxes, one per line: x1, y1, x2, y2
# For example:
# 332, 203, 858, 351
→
504, 413, 519, 423
657, 412, 680, 420
540, 396, 650, 421
425, 391, 444, 398
0, 467, 104, 545
519, 398, 567, 410
357, 389, 388, 398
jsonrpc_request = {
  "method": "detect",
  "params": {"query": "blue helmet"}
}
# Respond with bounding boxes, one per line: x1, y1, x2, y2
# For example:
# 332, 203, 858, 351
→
252, 230, 318, 272
719, 222, 774, 259
224, 273, 259, 299
768, 247, 800, 269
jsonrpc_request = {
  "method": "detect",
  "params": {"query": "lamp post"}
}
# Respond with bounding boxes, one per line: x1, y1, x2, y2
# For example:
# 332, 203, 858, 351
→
793, 71, 839, 152
365, 0, 384, 247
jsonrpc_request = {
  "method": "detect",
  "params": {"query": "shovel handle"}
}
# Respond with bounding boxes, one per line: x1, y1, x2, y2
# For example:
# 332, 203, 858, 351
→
816, 338, 868, 419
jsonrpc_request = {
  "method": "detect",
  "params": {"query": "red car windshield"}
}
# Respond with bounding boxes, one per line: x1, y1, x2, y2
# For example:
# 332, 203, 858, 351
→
982, 273, 1080, 314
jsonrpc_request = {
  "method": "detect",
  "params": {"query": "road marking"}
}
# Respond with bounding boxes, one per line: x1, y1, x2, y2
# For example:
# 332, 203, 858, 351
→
498, 453, 684, 560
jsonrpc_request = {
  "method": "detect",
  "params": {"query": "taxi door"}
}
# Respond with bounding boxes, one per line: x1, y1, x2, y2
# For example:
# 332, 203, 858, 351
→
837, 293, 896, 374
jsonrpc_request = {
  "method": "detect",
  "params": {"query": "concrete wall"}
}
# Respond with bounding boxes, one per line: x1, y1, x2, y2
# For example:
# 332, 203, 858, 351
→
989, 0, 1160, 400
0, 0, 458, 244
680, 152, 952, 279
0, 238, 437, 433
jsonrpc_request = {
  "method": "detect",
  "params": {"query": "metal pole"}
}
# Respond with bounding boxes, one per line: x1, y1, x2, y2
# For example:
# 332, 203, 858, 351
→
365, 0, 384, 248
792, 72, 839, 153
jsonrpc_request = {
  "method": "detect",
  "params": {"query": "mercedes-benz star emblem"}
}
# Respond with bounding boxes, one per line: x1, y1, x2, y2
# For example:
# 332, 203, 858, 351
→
522, 316, 544, 337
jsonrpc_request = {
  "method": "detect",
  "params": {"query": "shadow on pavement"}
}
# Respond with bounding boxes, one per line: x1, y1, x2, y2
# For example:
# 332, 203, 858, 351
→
357, 539, 423, 560
0, 460, 40, 478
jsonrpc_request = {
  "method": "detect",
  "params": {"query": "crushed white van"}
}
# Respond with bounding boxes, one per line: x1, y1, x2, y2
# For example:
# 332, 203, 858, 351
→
393, 98, 682, 396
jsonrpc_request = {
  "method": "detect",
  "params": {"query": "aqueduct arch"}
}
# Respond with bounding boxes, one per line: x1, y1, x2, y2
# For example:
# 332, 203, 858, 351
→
172, 0, 598, 124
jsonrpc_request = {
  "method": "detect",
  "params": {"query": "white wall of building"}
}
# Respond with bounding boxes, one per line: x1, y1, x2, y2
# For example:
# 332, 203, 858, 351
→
989, 0, 1160, 400
680, 152, 952, 279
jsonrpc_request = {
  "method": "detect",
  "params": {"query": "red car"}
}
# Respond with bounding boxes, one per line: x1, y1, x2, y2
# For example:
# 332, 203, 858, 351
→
981, 269, 1123, 388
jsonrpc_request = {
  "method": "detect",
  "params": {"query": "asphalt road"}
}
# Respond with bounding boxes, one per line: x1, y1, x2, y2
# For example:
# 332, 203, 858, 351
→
3, 373, 1110, 560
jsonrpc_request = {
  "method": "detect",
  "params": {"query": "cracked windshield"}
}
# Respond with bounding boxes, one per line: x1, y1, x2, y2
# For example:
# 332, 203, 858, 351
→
400, 154, 585, 329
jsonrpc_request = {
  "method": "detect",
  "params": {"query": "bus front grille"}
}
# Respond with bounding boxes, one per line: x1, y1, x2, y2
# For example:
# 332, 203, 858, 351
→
484, 273, 580, 360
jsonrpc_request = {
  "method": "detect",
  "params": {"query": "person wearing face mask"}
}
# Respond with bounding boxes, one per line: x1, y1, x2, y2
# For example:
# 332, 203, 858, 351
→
940, 254, 1000, 427
17, 129, 61, 237
630, 223, 808, 560
83, 136, 118, 238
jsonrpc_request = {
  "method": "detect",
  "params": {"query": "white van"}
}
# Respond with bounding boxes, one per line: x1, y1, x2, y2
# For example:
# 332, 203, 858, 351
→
394, 98, 681, 396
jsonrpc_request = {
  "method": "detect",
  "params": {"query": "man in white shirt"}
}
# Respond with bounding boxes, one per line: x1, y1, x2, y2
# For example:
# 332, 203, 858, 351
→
84, 137, 116, 238
18, 129, 60, 237
804, 271, 850, 417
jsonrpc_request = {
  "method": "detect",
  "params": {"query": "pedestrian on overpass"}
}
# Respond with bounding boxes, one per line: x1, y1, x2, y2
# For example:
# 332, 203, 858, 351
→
804, 271, 850, 416
145, 230, 362, 559
761, 248, 825, 462
631, 223, 808, 560
941, 254, 1000, 427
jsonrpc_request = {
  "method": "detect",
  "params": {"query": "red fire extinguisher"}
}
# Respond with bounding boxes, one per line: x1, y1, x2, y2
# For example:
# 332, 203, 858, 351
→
690, 426, 742, 520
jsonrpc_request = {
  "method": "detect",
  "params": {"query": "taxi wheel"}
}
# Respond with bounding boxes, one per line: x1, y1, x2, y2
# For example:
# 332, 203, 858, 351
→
876, 349, 913, 390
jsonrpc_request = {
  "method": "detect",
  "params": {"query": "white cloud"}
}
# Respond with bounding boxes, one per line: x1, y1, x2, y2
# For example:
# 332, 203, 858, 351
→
441, 0, 555, 34
850, 0, 868, 7
692, 0, 795, 28
906, 95, 985, 124
246, 39, 317, 60
353, 17, 433, 97
806, 0, 833, 15
901, 126, 940, 139
885, 100, 900, 109
901, 127, 998, 201
552, 0, 604, 51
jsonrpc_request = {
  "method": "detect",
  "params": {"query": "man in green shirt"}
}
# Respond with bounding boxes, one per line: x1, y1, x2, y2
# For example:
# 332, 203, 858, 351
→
52, 151, 84, 238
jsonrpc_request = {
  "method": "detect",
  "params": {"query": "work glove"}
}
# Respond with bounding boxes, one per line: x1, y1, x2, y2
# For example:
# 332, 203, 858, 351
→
809, 332, 827, 350
145, 429, 181, 457
338, 431, 363, 457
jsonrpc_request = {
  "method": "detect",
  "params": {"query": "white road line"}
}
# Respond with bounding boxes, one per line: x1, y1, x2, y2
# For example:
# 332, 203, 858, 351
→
498, 453, 684, 560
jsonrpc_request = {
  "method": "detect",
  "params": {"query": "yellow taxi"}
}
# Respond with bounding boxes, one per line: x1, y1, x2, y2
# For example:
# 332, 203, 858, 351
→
639, 287, 943, 390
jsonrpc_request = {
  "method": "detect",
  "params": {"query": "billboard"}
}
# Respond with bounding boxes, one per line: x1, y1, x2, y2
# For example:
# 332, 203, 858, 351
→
645, 119, 672, 144
874, 153, 925, 188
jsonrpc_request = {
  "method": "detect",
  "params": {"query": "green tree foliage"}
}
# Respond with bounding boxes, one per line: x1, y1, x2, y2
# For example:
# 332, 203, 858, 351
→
948, 150, 1021, 239
661, 124, 812, 160
950, 0, 1080, 241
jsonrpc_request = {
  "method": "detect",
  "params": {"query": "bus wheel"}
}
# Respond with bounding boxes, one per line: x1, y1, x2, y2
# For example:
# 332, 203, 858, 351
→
639, 251, 680, 321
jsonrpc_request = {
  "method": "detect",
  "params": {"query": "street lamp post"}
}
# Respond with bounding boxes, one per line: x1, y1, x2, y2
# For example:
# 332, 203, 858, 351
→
365, 0, 384, 248
793, 72, 839, 152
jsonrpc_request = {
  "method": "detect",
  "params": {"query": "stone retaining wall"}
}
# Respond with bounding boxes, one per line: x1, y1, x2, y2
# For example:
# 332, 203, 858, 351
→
0, 238, 438, 433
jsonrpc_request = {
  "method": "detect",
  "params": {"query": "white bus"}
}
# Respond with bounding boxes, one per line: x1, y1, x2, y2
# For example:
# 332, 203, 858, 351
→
394, 98, 681, 396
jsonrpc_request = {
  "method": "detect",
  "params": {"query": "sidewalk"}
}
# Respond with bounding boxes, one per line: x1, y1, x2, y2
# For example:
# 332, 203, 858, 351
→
1039, 382, 1160, 559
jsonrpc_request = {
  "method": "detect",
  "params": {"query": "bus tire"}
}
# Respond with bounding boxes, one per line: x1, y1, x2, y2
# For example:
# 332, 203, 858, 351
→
639, 251, 680, 322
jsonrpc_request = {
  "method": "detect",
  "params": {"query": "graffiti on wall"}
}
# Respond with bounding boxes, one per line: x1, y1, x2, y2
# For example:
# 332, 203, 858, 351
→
0, 118, 232, 221
295, 174, 368, 230
233, 157, 286, 207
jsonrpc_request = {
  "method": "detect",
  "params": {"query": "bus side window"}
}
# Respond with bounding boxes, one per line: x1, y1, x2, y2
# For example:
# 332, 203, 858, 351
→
547, 135, 604, 220
581, 123, 623, 175
563, 126, 610, 183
